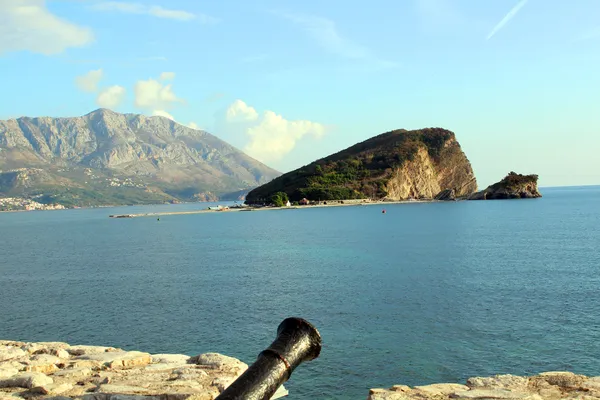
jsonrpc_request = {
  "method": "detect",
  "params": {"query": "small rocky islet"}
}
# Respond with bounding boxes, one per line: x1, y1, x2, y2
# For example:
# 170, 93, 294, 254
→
468, 172, 542, 200
435, 172, 542, 201
1, 341, 595, 400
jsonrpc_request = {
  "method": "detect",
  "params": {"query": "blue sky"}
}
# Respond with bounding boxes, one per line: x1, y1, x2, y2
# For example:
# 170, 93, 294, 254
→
1, 0, 599, 187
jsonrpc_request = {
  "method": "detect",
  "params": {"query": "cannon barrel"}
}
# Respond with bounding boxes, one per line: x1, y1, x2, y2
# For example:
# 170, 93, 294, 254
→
215, 317, 322, 400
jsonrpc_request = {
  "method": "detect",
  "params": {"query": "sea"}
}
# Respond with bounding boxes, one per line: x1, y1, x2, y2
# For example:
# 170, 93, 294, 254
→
1, 186, 599, 399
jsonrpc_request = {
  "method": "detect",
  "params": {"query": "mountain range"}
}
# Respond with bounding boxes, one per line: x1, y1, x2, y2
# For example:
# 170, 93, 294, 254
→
0, 109, 280, 206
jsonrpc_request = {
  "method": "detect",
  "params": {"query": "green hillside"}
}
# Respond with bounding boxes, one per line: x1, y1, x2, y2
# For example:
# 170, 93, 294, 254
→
245, 127, 465, 203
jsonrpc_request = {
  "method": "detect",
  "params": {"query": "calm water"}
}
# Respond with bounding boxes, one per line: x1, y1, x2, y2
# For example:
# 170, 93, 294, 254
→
1, 187, 599, 399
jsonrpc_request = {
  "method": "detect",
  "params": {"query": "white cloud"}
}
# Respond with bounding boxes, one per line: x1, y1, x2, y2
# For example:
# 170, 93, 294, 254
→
96, 85, 126, 108
91, 2, 217, 23
151, 111, 200, 130
130, 74, 201, 129
147, 5, 195, 21
218, 100, 326, 163
159, 72, 175, 81
152, 109, 175, 120
159, 71, 175, 81
75, 70, 196, 129
0, 0, 94, 55
225, 99, 259, 123
487, 0, 528, 40
274, 11, 398, 70
75, 69, 103, 92
134, 77, 183, 111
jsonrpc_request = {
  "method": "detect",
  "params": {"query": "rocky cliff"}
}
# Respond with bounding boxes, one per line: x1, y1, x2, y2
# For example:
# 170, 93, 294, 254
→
469, 172, 541, 200
0, 109, 280, 205
245, 128, 477, 204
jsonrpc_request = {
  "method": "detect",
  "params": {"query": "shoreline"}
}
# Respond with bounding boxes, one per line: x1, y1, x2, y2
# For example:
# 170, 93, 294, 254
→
108, 199, 436, 219
0, 340, 288, 400
370, 371, 599, 400
1, 341, 597, 399
0, 197, 437, 217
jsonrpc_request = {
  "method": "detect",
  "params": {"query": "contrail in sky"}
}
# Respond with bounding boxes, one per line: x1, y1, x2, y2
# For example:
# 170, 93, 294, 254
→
487, 0, 529, 40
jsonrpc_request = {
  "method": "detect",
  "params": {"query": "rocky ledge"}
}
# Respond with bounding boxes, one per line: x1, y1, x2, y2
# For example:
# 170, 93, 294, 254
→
369, 371, 600, 400
469, 172, 541, 200
0, 340, 287, 400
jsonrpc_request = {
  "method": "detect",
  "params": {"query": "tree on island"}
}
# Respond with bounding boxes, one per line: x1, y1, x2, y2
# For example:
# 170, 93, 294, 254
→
270, 191, 289, 207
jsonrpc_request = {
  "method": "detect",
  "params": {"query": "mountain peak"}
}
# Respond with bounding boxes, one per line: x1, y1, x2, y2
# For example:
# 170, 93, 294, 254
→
0, 111, 281, 205
85, 108, 118, 116
84, 109, 178, 126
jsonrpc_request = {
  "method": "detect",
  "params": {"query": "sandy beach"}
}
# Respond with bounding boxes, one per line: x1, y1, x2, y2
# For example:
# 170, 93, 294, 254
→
109, 199, 435, 219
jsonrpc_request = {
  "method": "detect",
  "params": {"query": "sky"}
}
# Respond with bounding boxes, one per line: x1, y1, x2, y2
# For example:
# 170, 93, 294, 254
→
0, 0, 599, 188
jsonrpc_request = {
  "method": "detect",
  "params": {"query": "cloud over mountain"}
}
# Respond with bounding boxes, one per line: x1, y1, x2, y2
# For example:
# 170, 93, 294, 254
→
75, 69, 104, 93
217, 100, 326, 164
96, 85, 126, 108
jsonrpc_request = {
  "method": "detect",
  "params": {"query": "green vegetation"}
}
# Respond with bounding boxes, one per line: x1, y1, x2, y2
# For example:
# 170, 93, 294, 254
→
270, 191, 289, 207
34, 187, 175, 208
494, 172, 539, 190
470, 171, 541, 200
246, 128, 457, 203
0, 166, 254, 207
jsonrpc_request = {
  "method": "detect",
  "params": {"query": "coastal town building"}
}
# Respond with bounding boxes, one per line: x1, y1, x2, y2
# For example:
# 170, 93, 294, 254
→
0, 197, 66, 212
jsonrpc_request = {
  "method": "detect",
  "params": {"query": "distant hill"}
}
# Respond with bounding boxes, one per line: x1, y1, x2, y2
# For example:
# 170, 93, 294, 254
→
246, 128, 478, 203
0, 109, 280, 206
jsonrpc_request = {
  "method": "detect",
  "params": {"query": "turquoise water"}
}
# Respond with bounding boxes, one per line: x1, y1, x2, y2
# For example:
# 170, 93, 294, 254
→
1, 187, 599, 399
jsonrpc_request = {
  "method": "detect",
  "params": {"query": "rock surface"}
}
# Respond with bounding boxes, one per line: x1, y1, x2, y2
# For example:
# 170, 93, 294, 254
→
469, 172, 541, 200
369, 372, 598, 400
0, 108, 280, 204
245, 128, 478, 203
0, 340, 287, 400
434, 188, 457, 201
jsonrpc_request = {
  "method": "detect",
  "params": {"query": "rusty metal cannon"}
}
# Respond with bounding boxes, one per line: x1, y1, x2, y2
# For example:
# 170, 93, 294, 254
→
215, 317, 322, 400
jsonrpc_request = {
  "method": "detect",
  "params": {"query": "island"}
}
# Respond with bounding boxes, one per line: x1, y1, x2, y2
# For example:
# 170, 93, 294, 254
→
245, 128, 478, 205
469, 172, 542, 200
